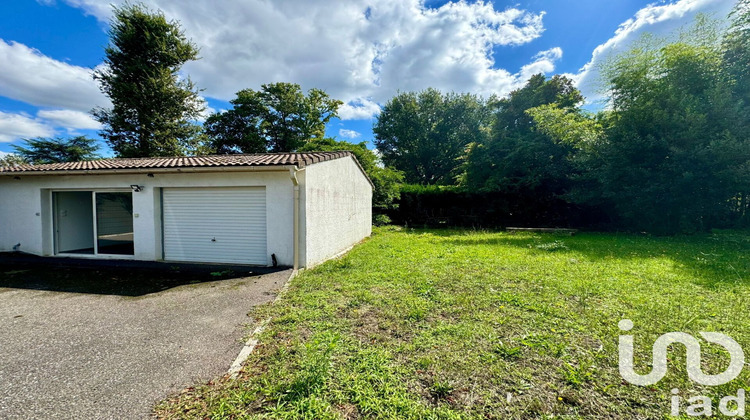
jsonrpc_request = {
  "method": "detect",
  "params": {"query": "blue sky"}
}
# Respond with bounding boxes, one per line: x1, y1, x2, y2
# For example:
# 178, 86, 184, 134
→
0, 0, 736, 157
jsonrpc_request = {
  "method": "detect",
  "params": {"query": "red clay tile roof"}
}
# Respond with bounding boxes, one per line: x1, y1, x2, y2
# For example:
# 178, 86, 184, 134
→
0, 152, 354, 174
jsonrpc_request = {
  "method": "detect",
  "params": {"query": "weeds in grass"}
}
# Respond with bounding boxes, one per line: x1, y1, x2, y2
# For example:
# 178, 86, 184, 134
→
210, 270, 234, 277
534, 240, 569, 251
280, 333, 338, 402
428, 381, 455, 401
493, 342, 522, 360
560, 359, 595, 388
155, 228, 750, 419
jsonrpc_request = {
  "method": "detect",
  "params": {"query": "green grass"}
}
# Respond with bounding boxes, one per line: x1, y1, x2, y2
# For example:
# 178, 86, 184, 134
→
155, 227, 750, 419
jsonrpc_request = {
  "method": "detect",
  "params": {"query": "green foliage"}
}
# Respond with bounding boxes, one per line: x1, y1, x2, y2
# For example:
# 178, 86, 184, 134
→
92, 3, 203, 158
526, 104, 604, 150
722, 0, 750, 103
493, 342, 522, 360
10, 136, 100, 164
373, 214, 392, 226
479, 11, 750, 235
374, 88, 490, 185
428, 381, 455, 400
586, 16, 750, 234
299, 138, 404, 218
560, 360, 594, 388
392, 184, 607, 228
0, 153, 28, 167
399, 183, 462, 196
204, 83, 342, 153
463, 74, 583, 201
298, 138, 376, 170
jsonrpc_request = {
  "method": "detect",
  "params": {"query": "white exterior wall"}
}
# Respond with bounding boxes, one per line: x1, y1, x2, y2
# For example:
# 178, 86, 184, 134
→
0, 157, 373, 268
0, 170, 296, 266
302, 156, 372, 267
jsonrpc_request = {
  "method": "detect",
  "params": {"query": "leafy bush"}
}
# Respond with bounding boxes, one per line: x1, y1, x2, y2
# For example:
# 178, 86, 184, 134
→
373, 214, 392, 226
389, 184, 611, 229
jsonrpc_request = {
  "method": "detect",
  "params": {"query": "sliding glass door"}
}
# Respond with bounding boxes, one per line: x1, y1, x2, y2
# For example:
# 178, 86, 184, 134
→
95, 192, 134, 255
54, 191, 134, 256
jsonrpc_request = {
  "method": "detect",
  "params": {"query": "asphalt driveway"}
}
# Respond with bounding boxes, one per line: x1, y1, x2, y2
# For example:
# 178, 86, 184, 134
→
0, 263, 292, 419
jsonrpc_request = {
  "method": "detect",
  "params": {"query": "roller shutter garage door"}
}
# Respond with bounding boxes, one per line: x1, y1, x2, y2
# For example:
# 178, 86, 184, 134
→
162, 187, 267, 265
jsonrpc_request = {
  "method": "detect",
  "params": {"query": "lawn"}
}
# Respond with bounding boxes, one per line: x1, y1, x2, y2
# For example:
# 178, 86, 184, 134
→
156, 227, 750, 419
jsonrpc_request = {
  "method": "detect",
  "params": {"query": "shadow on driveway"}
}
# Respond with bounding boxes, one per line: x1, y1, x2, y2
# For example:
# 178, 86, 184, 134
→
0, 252, 289, 296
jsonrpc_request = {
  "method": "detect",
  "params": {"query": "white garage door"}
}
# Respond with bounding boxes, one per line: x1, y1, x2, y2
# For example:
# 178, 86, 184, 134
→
162, 187, 267, 265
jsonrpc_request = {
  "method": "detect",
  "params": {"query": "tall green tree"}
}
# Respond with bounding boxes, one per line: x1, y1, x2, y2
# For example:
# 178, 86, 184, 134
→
463, 74, 583, 198
11, 136, 100, 164
723, 0, 750, 104
298, 138, 404, 220
92, 3, 203, 158
524, 103, 608, 209
722, 0, 750, 225
204, 83, 342, 153
373, 89, 489, 185
582, 17, 749, 233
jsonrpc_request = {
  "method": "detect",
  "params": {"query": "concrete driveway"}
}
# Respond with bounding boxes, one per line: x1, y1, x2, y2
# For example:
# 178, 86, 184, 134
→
0, 266, 292, 419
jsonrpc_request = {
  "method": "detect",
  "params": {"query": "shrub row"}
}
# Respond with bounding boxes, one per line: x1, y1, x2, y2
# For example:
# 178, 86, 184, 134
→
388, 185, 613, 230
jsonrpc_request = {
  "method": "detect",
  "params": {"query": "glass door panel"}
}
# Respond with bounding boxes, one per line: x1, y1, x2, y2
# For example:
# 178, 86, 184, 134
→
95, 192, 134, 255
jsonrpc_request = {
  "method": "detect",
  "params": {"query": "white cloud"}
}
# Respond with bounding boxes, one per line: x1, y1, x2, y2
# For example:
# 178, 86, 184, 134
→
21, 0, 730, 127
518, 47, 563, 85
37, 109, 102, 130
0, 108, 106, 143
55, 0, 557, 120
338, 99, 382, 120
0, 39, 108, 113
573, 0, 735, 102
0, 111, 55, 143
339, 129, 361, 139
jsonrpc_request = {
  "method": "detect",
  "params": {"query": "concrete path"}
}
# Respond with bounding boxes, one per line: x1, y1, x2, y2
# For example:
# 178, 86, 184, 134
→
0, 269, 292, 419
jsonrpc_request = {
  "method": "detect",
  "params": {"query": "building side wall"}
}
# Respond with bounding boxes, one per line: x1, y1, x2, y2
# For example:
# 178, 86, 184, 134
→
303, 157, 372, 267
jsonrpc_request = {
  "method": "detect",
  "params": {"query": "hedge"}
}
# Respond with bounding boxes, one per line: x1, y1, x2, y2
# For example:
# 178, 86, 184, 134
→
388, 184, 612, 230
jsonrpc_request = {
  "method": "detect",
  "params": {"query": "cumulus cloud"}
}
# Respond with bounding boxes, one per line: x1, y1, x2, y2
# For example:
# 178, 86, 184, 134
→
37, 109, 102, 131
54, 0, 558, 120
518, 47, 563, 85
339, 129, 361, 139
18, 0, 728, 127
0, 108, 106, 143
338, 99, 382, 120
573, 0, 735, 102
0, 111, 55, 142
0, 39, 108, 112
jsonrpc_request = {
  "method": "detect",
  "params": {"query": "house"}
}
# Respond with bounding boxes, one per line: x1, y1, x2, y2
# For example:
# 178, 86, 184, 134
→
0, 152, 372, 269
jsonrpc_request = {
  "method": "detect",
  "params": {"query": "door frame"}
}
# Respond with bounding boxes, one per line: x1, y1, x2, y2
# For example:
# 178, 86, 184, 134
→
52, 189, 135, 259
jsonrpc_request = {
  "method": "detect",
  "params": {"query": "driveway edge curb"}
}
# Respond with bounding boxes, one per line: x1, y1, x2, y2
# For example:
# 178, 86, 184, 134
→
226, 269, 298, 379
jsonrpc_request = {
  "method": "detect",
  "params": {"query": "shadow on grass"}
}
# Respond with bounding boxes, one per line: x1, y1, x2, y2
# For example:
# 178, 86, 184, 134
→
0, 253, 285, 297
400, 227, 750, 288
